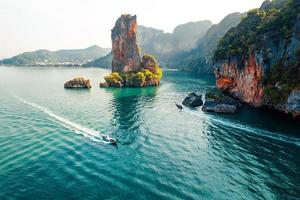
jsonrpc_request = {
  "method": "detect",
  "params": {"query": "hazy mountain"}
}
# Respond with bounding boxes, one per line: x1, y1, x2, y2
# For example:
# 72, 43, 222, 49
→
84, 52, 113, 68
0, 45, 110, 66
173, 12, 245, 72
85, 21, 213, 68
260, 0, 288, 10
86, 15, 243, 71
138, 21, 213, 63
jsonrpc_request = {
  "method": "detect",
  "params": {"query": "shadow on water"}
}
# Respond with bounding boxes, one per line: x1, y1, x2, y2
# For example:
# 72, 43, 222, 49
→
207, 103, 300, 137
204, 115, 300, 199
198, 98, 300, 198
104, 87, 158, 145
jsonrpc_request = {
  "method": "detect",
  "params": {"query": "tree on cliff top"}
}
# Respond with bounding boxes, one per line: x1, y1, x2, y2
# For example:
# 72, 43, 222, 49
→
214, 0, 300, 62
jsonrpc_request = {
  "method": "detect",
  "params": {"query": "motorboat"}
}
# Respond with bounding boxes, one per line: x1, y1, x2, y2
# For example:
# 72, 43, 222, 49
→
102, 135, 117, 145
175, 103, 183, 110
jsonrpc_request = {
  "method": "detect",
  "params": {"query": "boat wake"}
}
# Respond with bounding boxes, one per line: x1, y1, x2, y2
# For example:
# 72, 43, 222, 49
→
14, 95, 115, 144
184, 109, 300, 147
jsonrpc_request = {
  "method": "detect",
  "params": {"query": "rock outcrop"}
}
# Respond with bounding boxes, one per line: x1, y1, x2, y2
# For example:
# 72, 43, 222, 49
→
111, 14, 142, 72
215, 53, 264, 107
99, 82, 109, 88
285, 90, 300, 117
214, 0, 300, 117
202, 101, 238, 113
64, 77, 92, 89
202, 92, 241, 113
182, 93, 203, 107
101, 14, 163, 88
141, 54, 158, 73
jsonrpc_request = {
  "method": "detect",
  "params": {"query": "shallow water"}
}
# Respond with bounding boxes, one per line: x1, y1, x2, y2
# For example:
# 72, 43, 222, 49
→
0, 66, 299, 200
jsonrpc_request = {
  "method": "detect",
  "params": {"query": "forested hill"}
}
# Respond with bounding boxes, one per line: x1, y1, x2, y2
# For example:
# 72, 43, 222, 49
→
214, 0, 300, 115
0, 45, 110, 66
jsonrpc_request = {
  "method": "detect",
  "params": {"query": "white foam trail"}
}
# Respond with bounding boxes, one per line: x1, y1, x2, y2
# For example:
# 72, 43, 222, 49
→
14, 95, 112, 144
184, 109, 300, 147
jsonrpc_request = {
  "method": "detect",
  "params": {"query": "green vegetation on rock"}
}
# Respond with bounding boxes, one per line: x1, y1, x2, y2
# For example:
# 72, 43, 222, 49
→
214, 9, 266, 61
104, 65, 163, 88
104, 72, 124, 87
214, 0, 300, 105
215, 0, 300, 62
264, 50, 300, 104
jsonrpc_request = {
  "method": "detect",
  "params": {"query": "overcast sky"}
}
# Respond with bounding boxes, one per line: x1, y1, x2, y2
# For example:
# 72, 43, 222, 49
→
0, 0, 265, 59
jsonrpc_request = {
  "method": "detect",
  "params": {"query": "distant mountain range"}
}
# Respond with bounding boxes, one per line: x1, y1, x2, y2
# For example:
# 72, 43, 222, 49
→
85, 21, 213, 68
0, 45, 110, 66
85, 14, 244, 72
175, 12, 245, 72
1, 13, 244, 72
138, 21, 213, 62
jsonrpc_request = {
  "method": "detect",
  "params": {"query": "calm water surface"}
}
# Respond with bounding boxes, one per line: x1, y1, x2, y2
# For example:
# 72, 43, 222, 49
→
0, 66, 299, 200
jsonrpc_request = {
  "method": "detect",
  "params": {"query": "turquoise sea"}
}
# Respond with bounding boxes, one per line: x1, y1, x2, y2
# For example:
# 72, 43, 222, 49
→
0, 66, 299, 200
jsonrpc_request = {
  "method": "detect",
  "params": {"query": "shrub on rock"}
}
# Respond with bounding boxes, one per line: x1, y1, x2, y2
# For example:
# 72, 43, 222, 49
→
104, 72, 123, 87
101, 55, 162, 88
131, 72, 146, 87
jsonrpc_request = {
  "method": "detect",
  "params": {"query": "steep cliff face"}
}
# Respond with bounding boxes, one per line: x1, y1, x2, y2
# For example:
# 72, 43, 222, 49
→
215, 54, 264, 106
214, 0, 300, 116
111, 14, 141, 72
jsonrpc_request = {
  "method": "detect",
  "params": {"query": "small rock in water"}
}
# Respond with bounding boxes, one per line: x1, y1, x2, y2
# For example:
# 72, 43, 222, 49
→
285, 90, 300, 117
100, 82, 109, 88
182, 93, 203, 107
202, 101, 238, 113
64, 77, 92, 89
202, 91, 241, 113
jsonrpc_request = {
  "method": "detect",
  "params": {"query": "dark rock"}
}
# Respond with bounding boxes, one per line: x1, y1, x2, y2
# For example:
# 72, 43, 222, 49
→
202, 91, 241, 113
64, 77, 92, 89
202, 101, 238, 113
99, 82, 109, 88
182, 93, 203, 107
285, 90, 300, 117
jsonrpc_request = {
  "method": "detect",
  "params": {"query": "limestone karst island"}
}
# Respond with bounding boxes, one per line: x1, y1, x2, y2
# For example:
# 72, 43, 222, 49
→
101, 14, 163, 88
1, 0, 300, 199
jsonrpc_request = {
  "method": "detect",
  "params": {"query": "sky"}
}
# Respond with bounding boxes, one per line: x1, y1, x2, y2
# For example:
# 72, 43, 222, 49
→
0, 0, 265, 59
